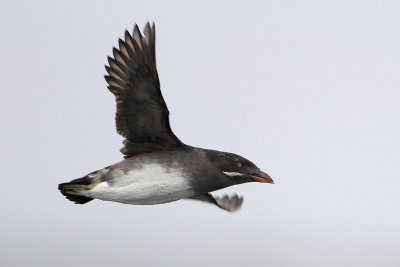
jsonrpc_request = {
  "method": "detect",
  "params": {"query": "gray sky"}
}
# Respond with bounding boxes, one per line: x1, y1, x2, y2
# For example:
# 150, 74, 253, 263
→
1, 1, 400, 266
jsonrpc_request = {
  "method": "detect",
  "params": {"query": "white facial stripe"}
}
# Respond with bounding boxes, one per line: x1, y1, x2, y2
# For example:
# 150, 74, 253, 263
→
223, 171, 245, 177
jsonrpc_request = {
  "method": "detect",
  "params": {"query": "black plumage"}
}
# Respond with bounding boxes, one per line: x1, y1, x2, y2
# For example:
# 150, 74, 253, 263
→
58, 23, 273, 212
105, 23, 182, 157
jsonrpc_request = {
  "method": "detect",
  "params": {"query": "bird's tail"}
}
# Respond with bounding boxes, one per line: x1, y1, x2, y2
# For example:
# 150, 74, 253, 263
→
58, 176, 94, 204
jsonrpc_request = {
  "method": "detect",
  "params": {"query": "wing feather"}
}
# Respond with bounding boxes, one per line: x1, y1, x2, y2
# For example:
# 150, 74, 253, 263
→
105, 22, 182, 157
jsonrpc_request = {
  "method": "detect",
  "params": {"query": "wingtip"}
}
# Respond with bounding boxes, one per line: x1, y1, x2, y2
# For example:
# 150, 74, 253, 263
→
112, 46, 119, 57
133, 24, 141, 36
124, 30, 132, 42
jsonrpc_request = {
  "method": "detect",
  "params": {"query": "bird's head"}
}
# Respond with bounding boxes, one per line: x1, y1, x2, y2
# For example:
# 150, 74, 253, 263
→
208, 151, 274, 185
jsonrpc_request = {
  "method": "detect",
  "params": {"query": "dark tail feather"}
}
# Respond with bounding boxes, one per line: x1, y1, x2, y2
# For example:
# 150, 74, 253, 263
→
58, 177, 94, 204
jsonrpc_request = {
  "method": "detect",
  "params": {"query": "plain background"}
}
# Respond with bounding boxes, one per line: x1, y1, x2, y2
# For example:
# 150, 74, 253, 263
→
1, 1, 399, 266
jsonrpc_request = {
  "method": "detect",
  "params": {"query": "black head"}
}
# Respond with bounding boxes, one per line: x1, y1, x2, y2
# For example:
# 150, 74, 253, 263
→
205, 150, 274, 185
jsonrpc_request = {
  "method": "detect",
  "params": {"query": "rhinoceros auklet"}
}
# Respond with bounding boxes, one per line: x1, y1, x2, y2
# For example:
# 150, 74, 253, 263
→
58, 23, 273, 212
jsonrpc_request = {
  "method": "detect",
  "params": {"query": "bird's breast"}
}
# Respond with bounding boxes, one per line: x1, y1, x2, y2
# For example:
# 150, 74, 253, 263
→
85, 163, 195, 205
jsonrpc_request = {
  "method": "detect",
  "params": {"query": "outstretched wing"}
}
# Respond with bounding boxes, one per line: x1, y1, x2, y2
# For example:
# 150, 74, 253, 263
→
105, 23, 182, 157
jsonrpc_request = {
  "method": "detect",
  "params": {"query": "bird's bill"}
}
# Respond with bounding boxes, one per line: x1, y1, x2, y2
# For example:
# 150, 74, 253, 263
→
249, 171, 274, 184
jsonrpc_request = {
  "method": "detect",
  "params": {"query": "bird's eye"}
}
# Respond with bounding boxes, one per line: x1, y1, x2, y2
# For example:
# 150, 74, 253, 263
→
237, 162, 242, 167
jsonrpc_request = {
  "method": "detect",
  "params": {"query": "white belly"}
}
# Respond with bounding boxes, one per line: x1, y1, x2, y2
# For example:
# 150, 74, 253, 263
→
82, 163, 195, 205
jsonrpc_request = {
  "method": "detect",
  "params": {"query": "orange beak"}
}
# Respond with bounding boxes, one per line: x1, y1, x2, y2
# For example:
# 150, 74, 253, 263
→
249, 171, 274, 184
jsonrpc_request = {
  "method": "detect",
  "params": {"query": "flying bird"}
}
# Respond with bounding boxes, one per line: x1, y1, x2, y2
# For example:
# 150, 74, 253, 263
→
58, 23, 273, 212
